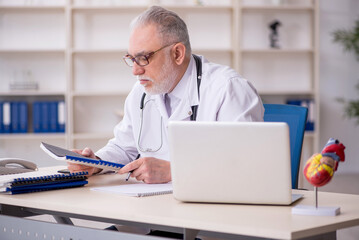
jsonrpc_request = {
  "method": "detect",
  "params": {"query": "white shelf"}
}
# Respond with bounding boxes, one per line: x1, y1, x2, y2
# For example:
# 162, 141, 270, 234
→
0, 6, 65, 10
72, 91, 130, 97
241, 49, 314, 54
304, 131, 316, 138
165, 5, 233, 11
258, 90, 315, 95
241, 6, 314, 11
0, 49, 65, 53
71, 6, 147, 11
193, 48, 234, 53
73, 133, 113, 140
72, 49, 126, 54
0, 133, 66, 140
0, 91, 65, 96
72, 48, 234, 54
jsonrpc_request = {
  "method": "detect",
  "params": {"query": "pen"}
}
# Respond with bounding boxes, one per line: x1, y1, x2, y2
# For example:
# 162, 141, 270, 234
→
126, 153, 140, 181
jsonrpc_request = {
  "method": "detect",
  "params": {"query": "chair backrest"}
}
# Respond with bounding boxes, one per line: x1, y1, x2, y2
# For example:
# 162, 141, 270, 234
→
263, 104, 308, 189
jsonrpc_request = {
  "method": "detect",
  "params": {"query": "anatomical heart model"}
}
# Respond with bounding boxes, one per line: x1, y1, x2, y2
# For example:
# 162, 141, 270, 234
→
292, 138, 346, 216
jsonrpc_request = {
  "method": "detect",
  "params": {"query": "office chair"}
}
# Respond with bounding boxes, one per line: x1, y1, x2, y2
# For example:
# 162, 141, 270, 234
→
263, 104, 308, 189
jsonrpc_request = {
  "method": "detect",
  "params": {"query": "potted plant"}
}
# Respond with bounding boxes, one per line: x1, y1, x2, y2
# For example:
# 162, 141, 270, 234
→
332, 19, 359, 124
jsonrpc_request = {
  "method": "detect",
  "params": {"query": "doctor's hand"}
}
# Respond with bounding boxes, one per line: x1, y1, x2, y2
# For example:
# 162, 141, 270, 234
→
118, 157, 171, 184
67, 147, 102, 176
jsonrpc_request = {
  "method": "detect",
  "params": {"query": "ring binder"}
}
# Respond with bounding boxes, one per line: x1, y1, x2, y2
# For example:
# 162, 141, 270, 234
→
2, 172, 88, 195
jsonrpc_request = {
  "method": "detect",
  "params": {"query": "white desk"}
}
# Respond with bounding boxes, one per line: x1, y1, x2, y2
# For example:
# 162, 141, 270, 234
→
1, 166, 359, 240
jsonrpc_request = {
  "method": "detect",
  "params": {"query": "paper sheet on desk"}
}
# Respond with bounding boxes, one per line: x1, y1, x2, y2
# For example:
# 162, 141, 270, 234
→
91, 182, 173, 197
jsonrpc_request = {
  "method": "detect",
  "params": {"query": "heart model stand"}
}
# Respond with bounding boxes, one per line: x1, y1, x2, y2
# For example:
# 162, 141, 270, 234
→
292, 138, 345, 216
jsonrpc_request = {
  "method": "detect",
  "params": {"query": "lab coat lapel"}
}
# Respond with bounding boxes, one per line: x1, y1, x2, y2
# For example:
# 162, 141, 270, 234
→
152, 93, 192, 122
169, 98, 193, 121
153, 94, 169, 122
169, 64, 200, 121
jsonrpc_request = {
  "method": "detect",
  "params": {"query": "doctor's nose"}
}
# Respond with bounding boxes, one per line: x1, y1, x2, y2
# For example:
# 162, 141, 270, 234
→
132, 62, 145, 76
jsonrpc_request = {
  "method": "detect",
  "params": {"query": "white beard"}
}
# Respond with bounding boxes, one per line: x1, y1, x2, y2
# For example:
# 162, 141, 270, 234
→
137, 53, 179, 95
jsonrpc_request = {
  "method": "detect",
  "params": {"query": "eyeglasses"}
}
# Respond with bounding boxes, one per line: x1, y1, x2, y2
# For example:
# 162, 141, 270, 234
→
123, 43, 176, 67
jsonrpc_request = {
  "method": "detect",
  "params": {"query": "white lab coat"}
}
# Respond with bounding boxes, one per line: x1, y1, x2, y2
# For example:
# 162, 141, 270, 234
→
96, 56, 264, 164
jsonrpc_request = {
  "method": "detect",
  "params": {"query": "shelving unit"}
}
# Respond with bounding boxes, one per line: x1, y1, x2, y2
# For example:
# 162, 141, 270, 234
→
0, 0, 319, 188
0, 1, 65, 165
239, 0, 319, 187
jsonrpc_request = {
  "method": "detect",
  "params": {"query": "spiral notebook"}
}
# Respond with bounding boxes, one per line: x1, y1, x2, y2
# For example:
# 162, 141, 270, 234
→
91, 183, 173, 197
0, 170, 88, 195
41, 142, 125, 171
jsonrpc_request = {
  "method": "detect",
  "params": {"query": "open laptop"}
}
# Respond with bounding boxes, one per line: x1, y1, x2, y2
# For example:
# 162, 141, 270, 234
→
168, 121, 302, 205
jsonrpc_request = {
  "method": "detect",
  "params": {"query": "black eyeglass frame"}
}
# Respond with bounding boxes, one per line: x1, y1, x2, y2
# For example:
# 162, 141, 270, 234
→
123, 42, 178, 67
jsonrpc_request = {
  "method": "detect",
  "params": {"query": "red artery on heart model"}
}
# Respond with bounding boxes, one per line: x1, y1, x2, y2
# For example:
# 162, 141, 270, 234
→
303, 138, 346, 187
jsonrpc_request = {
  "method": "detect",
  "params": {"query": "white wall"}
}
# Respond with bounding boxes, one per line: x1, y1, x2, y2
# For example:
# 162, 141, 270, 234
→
319, 0, 359, 174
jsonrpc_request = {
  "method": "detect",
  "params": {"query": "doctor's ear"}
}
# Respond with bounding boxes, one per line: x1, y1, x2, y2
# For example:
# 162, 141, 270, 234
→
171, 43, 186, 65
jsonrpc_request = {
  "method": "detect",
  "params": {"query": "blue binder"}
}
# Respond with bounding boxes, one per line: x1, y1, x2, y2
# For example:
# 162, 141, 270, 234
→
41, 102, 50, 133
6, 172, 88, 195
2, 102, 11, 133
33, 101, 42, 133
19, 102, 28, 133
32, 101, 65, 133
57, 101, 66, 133
0, 102, 3, 133
11, 102, 20, 133
49, 101, 58, 132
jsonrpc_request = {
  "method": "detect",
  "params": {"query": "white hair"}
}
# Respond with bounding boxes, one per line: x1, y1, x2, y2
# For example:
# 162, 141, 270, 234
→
130, 6, 192, 55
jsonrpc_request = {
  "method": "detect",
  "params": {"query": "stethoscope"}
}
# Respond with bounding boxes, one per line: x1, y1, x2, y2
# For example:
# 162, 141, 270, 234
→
137, 54, 202, 152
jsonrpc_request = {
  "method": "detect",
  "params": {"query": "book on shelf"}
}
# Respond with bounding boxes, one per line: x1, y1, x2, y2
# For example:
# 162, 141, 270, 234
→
33, 101, 65, 133
0, 100, 65, 134
0, 101, 28, 134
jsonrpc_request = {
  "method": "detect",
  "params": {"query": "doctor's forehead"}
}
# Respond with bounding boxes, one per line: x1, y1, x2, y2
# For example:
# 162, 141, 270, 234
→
128, 24, 162, 56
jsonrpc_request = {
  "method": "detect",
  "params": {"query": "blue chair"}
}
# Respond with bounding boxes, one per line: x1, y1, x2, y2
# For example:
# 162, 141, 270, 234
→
263, 104, 308, 189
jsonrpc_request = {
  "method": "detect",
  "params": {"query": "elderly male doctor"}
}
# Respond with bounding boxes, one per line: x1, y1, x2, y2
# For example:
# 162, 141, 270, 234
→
68, 6, 264, 184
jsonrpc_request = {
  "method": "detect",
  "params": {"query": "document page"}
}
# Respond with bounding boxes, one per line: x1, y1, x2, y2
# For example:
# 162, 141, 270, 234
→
91, 182, 173, 197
